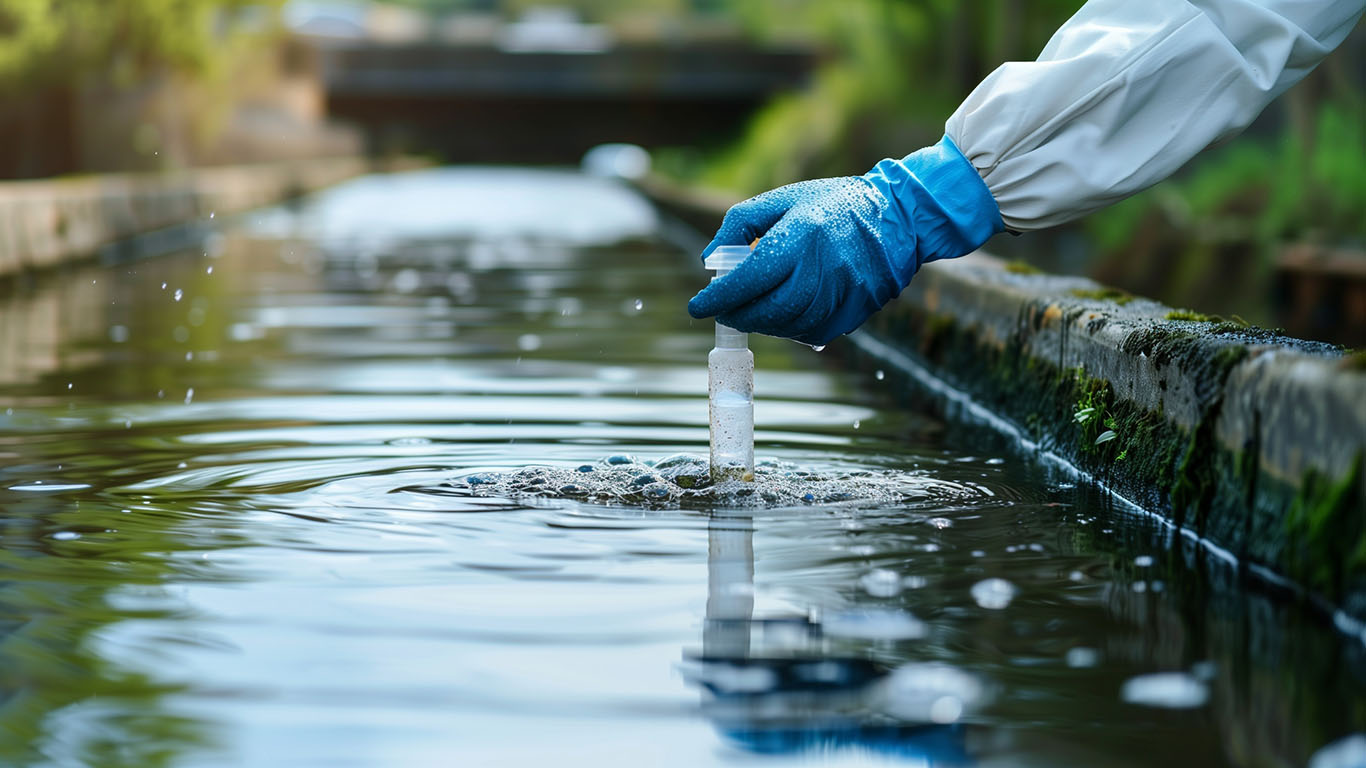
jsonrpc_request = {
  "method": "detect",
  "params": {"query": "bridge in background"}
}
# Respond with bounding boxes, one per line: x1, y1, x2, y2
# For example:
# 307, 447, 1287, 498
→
318, 42, 818, 164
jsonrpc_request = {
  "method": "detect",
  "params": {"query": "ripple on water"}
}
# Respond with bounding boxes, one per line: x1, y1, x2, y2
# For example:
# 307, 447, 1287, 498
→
420, 454, 989, 510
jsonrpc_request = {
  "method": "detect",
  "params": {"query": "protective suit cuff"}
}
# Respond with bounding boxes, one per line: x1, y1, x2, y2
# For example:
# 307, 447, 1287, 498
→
864, 134, 1005, 272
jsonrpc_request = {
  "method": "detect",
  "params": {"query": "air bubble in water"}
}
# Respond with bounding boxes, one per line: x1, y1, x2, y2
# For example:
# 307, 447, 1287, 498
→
1309, 734, 1366, 768
859, 569, 903, 598
441, 454, 986, 510
823, 608, 927, 640
1120, 672, 1208, 709
1066, 647, 1101, 668
971, 578, 1017, 609
884, 663, 985, 724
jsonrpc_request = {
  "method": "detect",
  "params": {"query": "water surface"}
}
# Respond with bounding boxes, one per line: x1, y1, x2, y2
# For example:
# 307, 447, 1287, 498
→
0, 168, 1363, 767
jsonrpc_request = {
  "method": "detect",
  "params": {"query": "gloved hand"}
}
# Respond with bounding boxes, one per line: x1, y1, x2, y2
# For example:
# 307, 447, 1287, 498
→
687, 135, 1003, 346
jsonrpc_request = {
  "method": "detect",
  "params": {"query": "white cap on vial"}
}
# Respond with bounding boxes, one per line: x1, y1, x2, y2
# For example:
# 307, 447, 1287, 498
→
704, 245, 751, 272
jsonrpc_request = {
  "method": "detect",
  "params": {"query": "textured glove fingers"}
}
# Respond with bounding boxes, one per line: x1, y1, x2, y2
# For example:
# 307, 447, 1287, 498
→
698, 183, 810, 261
687, 225, 801, 319
716, 240, 824, 336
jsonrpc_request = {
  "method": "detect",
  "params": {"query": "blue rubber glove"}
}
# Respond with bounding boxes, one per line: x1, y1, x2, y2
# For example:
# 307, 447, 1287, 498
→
687, 135, 1003, 346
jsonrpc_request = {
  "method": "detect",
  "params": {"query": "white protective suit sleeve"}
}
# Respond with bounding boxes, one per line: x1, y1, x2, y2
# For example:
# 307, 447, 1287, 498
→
945, 0, 1366, 231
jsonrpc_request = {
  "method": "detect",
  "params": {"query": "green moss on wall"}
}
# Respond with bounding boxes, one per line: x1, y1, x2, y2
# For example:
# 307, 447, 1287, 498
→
1284, 454, 1365, 601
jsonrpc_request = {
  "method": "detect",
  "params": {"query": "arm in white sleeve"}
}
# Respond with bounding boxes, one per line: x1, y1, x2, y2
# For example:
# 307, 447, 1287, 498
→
945, 0, 1365, 231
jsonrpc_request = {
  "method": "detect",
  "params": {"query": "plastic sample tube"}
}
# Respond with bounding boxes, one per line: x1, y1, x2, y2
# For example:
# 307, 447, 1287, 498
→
705, 246, 755, 482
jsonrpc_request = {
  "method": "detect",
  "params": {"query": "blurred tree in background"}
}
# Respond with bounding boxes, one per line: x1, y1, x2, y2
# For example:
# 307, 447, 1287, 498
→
0, 0, 294, 177
0, 0, 272, 86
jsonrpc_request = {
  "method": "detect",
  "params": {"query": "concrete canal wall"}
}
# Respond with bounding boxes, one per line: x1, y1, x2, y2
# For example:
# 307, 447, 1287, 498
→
637, 175, 1366, 625
0, 157, 369, 278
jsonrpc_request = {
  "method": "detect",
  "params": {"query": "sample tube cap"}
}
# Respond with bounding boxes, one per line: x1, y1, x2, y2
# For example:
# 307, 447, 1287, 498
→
705, 245, 752, 272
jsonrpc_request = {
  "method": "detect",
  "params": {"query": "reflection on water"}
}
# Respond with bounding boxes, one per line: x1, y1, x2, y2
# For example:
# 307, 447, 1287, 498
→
0, 168, 1363, 766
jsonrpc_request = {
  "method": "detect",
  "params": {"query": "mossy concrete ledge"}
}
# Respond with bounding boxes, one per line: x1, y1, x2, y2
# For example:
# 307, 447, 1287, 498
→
855, 252, 1366, 622
0, 157, 371, 279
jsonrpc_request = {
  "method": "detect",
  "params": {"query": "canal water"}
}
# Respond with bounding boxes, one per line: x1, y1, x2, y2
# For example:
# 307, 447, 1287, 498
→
0, 168, 1363, 767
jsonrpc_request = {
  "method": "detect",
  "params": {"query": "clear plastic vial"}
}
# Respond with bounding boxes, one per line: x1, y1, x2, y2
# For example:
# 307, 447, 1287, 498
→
705, 246, 755, 482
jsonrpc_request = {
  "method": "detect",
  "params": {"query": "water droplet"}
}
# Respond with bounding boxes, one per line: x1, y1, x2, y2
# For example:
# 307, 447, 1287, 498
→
859, 568, 903, 598
184, 388, 194, 405
108, 325, 130, 343
810, 344, 826, 352
633, 299, 643, 311
206, 266, 214, 274
161, 282, 167, 290
1134, 554, 1154, 567
852, 420, 861, 429
51, 531, 81, 541
971, 578, 1017, 609
1120, 672, 1209, 709
66, 382, 73, 390
209, 211, 215, 219
875, 369, 885, 380
928, 517, 952, 529
185, 352, 194, 361
173, 289, 183, 302
517, 333, 542, 352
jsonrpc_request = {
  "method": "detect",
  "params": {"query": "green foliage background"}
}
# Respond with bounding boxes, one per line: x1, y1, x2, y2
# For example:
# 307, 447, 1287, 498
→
0, 0, 280, 89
